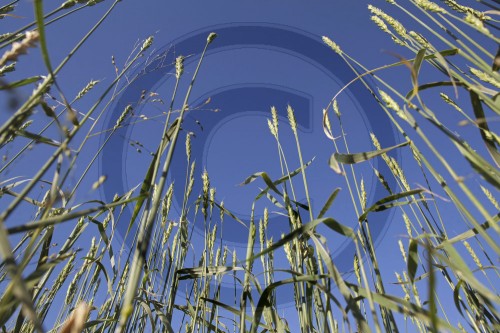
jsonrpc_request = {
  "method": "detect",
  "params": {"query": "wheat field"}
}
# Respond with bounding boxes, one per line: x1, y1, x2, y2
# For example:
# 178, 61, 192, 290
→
0, 0, 499, 332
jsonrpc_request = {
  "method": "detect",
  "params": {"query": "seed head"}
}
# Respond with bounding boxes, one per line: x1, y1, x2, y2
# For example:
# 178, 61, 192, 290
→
202, 170, 210, 195
219, 201, 225, 223
185, 132, 192, 161
207, 32, 217, 44
379, 90, 400, 111
114, 104, 133, 130
92, 175, 107, 190
5, 120, 33, 144
76, 80, 99, 100
259, 219, 265, 249
323, 109, 332, 134
140, 36, 154, 52
222, 246, 228, 265
61, 0, 77, 9
0, 62, 16, 76
470, 67, 500, 88
409, 31, 430, 49
322, 36, 342, 54
175, 55, 185, 79
370, 132, 381, 150
398, 239, 407, 263
360, 178, 367, 211
465, 12, 489, 34
379, 89, 408, 121
353, 254, 361, 285
415, 0, 446, 13
403, 213, 413, 237
371, 16, 390, 34
439, 93, 462, 112
0, 5, 15, 16
286, 105, 297, 133
368, 5, 407, 39
271, 106, 279, 135
463, 241, 483, 269
395, 272, 411, 303
267, 119, 276, 137
263, 207, 269, 231
442, 0, 486, 19
480, 185, 500, 210
0, 31, 39, 66
333, 100, 341, 118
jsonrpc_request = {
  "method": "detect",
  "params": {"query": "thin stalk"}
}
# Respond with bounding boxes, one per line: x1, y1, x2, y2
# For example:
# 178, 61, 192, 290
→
116, 33, 216, 332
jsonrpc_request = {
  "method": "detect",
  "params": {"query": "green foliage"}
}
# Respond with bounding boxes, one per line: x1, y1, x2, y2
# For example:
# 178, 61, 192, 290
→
0, 0, 498, 332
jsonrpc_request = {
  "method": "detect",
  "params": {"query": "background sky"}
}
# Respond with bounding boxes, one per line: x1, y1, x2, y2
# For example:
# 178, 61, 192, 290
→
1, 0, 498, 331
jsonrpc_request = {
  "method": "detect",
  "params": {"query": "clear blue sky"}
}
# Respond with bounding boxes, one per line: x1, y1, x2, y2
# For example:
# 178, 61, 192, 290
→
0, 0, 497, 331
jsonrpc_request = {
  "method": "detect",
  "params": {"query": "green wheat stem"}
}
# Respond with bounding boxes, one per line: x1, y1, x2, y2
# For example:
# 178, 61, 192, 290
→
117, 33, 216, 332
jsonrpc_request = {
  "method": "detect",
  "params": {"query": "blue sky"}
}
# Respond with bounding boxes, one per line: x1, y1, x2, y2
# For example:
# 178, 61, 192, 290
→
1, 0, 498, 331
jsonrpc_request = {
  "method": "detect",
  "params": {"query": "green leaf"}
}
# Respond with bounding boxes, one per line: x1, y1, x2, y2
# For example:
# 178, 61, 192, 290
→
0, 76, 42, 90
0, 252, 75, 328
317, 187, 341, 218
439, 242, 498, 304
92, 259, 113, 295
150, 302, 175, 333
323, 217, 356, 239
249, 274, 362, 333
35, 0, 79, 126
455, 142, 500, 190
240, 171, 282, 197
407, 81, 497, 98
177, 301, 226, 333
40, 101, 56, 118
358, 189, 425, 222
453, 280, 465, 318
328, 154, 343, 174
309, 235, 369, 331
34, 0, 52, 73
89, 216, 116, 275
201, 298, 275, 331
7, 195, 142, 234
15, 130, 60, 147
492, 45, 500, 71
247, 217, 354, 263
208, 200, 247, 228
176, 266, 243, 280
347, 282, 462, 333
437, 212, 500, 248
334, 141, 410, 164
408, 239, 419, 283
126, 150, 158, 235
255, 158, 314, 200
136, 298, 156, 331
408, 48, 427, 100
83, 318, 118, 330
470, 91, 500, 167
